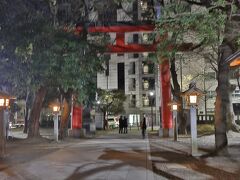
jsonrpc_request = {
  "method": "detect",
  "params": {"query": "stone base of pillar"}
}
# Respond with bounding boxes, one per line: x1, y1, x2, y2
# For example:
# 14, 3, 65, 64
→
71, 128, 86, 138
169, 128, 174, 138
68, 129, 73, 136
159, 128, 163, 137
159, 128, 173, 137
163, 128, 169, 137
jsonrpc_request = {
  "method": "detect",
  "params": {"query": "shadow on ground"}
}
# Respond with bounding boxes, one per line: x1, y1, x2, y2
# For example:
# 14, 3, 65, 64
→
65, 148, 150, 179
150, 141, 240, 180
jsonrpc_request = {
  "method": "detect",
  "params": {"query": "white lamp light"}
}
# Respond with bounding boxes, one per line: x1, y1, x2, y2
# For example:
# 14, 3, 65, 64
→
5, 99, 9, 107
53, 105, 60, 113
0, 99, 4, 106
189, 95, 197, 104
172, 104, 178, 111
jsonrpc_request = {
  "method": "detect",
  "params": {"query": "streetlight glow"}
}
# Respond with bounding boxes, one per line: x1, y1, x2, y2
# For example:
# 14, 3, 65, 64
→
149, 91, 154, 96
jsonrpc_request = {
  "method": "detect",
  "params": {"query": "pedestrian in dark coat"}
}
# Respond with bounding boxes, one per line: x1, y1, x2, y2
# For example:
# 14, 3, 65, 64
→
141, 115, 147, 139
119, 116, 123, 134
123, 116, 128, 134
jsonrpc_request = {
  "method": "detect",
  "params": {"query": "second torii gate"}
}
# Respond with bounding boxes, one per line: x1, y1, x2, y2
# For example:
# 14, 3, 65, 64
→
75, 23, 172, 134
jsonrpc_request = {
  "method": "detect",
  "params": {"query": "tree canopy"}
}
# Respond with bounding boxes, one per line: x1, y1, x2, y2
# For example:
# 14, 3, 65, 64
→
0, 0, 110, 137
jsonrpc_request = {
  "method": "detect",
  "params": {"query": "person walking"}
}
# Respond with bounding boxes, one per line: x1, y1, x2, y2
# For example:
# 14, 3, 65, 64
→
123, 116, 128, 134
119, 115, 123, 134
141, 115, 147, 139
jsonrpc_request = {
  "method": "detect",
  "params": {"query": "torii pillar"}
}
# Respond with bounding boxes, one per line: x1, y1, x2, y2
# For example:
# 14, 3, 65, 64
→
160, 59, 173, 137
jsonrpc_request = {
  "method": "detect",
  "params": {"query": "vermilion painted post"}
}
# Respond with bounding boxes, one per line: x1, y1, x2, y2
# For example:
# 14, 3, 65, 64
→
72, 106, 83, 129
72, 106, 83, 138
160, 60, 173, 136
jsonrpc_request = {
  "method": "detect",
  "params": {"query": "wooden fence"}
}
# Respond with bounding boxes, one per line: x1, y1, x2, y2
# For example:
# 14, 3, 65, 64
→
197, 115, 215, 124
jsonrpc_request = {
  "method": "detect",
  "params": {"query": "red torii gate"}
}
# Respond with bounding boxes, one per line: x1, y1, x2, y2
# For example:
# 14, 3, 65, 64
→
75, 23, 172, 132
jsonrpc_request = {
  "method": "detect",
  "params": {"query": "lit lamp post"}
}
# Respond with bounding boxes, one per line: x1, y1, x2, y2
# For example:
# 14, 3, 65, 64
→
52, 103, 60, 142
149, 91, 154, 131
96, 100, 103, 129
0, 91, 11, 158
182, 82, 204, 156
168, 99, 180, 141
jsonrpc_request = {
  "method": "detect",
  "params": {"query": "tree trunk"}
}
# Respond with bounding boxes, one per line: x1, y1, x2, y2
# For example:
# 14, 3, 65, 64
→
170, 57, 186, 134
215, 41, 232, 153
27, 86, 47, 138
23, 106, 29, 134
23, 90, 32, 134
214, 13, 240, 153
59, 97, 71, 139
103, 111, 106, 130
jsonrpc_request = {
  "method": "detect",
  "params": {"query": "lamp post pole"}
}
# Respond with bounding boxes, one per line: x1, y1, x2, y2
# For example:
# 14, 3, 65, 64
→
149, 91, 154, 131
0, 94, 11, 158
190, 105, 198, 156
151, 99, 153, 131
173, 110, 178, 141
182, 82, 204, 156
169, 101, 179, 141
53, 105, 60, 142
53, 113, 58, 142
0, 108, 5, 157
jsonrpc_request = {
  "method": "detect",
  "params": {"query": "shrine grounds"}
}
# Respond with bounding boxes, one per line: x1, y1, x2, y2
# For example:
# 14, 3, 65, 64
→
0, 127, 240, 180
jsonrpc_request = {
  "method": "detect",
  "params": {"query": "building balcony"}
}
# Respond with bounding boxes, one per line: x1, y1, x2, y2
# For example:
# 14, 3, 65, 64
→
142, 61, 154, 75
142, 94, 155, 107
129, 100, 137, 108
142, 78, 155, 91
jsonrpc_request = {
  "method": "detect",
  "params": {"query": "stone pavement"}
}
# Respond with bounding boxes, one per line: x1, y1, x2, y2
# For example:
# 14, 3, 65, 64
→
1, 128, 240, 180
0, 128, 159, 180
149, 131, 240, 180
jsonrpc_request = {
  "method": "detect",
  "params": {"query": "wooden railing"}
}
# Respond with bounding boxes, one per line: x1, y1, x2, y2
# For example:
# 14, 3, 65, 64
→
197, 115, 215, 124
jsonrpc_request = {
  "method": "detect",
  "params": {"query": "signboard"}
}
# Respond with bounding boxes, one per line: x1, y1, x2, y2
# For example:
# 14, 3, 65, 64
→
72, 106, 83, 129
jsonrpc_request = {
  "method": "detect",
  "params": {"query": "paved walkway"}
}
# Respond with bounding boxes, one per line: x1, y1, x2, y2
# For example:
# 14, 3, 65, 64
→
1, 129, 157, 180
1, 128, 240, 180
